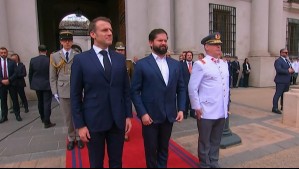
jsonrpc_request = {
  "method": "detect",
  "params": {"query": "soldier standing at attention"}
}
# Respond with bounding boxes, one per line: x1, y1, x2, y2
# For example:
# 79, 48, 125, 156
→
115, 41, 133, 141
188, 33, 229, 168
50, 31, 84, 150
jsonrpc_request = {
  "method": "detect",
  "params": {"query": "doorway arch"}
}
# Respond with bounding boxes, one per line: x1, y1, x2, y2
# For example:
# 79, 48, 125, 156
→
37, 0, 126, 53
59, 13, 91, 52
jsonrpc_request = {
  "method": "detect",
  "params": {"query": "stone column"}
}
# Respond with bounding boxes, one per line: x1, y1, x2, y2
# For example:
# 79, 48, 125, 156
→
148, 0, 174, 51
194, 0, 209, 54
249, 0, 276, 87
0, 0, 10, 48
174, 0, 196, 53
250, 0, 270, 57
269, 0, 284, 56
125, 0, 149, 59
6, 0, 39, 100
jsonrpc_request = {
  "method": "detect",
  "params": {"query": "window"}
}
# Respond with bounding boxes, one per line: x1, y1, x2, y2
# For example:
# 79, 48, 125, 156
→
209, 4, 236, 56
288, 0, 299, 3
286, 18, 299, 56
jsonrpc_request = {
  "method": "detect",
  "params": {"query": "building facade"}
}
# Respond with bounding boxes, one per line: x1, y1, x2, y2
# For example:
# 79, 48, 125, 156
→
0, 0, 299, 99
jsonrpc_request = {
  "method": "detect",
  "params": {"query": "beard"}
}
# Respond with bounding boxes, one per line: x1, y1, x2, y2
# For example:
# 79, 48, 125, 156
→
153, 45, 168, 56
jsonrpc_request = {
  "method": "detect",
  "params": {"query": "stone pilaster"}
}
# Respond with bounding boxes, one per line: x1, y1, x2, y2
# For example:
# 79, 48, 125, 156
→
174, 0, 196, 53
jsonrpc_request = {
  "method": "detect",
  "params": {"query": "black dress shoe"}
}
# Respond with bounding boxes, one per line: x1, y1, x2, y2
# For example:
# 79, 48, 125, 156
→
44, 122, 56, 128
0, 117, 8, 123
67, 141, 75, 150
16, 116, 22, 122
25, 109, 29, 113
272, 109, 282, 114
183, 115, 188, 119
281, 107, 283, 111
190, 114, 197, 119
77, 140, 85, 149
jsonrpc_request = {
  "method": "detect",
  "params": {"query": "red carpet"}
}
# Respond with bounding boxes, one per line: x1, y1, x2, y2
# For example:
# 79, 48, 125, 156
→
66, 118, 199, 168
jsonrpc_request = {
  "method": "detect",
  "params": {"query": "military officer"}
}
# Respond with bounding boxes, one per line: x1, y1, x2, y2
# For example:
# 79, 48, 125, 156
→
188, 32, 229, 168
50, 31, 84, 150
115, 41, 134, 80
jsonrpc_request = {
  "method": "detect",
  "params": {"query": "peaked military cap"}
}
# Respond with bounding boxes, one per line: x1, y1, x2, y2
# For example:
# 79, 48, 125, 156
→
115, 42, 125, 50
201, 32, 222, 45
59, 31, 73, 41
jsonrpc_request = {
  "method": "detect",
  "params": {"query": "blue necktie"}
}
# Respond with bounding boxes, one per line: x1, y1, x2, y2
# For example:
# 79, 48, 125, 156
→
65, 52, 69, 62
100, 50, 111, 82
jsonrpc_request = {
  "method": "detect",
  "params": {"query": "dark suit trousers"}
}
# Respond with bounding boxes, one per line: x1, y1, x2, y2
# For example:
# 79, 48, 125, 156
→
243, 73, 250, 87
184, 92, 195, 117
17, 87, 28, 110
232, 72, 239, 87
35, 90, 52, 123
87, 123, 125, 168
142, 121, 173, 168
0, 85, 20, 118
198, 118, 225, 168
273, 83, 290, 109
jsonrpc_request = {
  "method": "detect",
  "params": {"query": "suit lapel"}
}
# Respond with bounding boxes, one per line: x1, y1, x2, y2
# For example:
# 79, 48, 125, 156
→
110, 50, 117, 84
147, 55, 166, 85
280, 57, 289, 68
68, 50, 76, 62
58, 50, 67, 63
88, 49, 108, 81
166, 58, 175, 86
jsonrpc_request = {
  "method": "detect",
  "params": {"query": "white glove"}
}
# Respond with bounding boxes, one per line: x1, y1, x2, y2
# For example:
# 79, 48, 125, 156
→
54, 94, 60, 104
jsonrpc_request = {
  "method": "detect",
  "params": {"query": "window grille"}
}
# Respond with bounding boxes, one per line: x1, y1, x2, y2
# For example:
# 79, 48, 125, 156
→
209, 4, 236, 56
288, 0, 299, 3
286, 18, 299, 56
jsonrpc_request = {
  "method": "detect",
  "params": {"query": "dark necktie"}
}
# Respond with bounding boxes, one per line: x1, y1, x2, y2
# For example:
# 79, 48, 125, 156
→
100, 50, 111, 82
65, 52, 69, 62
3, 59, 7, 79
286, 59, 292, 68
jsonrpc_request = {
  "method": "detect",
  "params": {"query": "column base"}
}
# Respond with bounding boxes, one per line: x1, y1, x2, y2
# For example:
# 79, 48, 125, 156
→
283, 89, 299, 128
249, 56, 276, 87
220, 133, 242, 149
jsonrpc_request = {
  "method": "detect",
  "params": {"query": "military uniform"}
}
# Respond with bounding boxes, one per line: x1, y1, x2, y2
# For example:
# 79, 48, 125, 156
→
126, 59, 134, 80
49, 31, 81, 149
188, 33, 229, 168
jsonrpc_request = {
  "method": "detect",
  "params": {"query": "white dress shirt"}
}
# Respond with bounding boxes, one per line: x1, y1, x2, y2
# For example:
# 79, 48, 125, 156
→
188, 55, 229, 119
93, 45, 112, 69
292, 61, 299, 73
1, 57, 9, 78
152, 53, 169, 85
62, 48, 72, 60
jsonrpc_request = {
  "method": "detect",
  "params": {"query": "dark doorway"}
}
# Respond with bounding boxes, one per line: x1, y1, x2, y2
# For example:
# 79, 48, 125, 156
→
37, 0, 126, 53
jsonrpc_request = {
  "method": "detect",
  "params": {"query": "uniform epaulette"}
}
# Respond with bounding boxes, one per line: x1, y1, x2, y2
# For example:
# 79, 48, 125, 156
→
199, 59, 206, 64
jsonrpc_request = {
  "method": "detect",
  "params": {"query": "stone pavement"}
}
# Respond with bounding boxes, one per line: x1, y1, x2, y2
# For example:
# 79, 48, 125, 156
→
0, 87, 299, 168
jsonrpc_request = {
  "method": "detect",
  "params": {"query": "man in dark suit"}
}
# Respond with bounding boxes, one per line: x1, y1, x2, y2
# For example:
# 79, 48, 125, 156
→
0, 47, 21, 123
11, 53, 29, 113
231, 56, 240, 88
29, 45, 55, 128
272, 48, 294, 114
181, 51, 196, 119
71, 17, 132, 168
131, 29, 186, 168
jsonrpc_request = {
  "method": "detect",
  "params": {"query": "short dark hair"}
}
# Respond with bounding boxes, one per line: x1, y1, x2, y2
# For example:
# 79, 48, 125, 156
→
88, 17, 112, 34
280, 48, 287, 53
149, 29, 168, 42
38, 45, 47, 52
186, 51, 194, 58
198, 53, 205, 58
11, 53, 21, 62
0, 47, 8, 51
